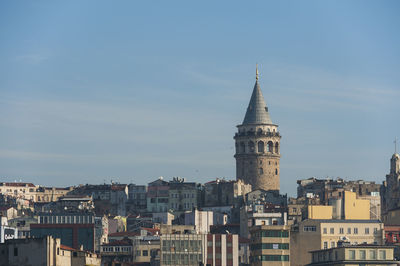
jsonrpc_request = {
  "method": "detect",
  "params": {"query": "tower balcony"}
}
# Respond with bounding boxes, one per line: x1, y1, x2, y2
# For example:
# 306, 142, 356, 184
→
234, 131, 280, 138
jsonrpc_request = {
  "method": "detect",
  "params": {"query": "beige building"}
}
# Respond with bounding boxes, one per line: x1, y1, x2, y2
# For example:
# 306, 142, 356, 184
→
290, 219, 384, 266
133, 235, 160, 264
249, 225, 290, 266
307, 245, 397, 266
0, 182, 73, 203
0, 235, 100, 266
234, 67, 281, 191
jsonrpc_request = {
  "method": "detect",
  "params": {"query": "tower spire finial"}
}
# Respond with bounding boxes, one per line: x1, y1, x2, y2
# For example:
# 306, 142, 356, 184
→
256, 64, 259, 81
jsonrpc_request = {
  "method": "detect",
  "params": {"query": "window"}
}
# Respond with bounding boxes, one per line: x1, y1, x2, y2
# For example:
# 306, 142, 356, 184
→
261, 230, 289, 237
365, 228, 369, 234
374, 228, 378, 234
347, 228, 351, 234
143, 250, 148, 256
339, 228, 344, 234
323, 242, 328, 249
267, 141, 273, 152
369, 250, 376, 260
359, 250, 366, 260
354, 228, 358, 235
349, 250, 355, 259
330, 228, 334, 234
379, 250, 386, 260
258, 141, 264, 153
259, 168, 263, 174
331, 242, 335, 248
323, 228, 327, 234
304, 226, 317, 232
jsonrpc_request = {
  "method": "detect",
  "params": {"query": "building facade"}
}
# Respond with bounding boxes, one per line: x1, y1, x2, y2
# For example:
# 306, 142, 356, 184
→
0, 236, 100, 266
147, 178, 170, 213
168, 177, 200, 215
307, 245, 396, 266
249, 225, 290, 266
234, 67, 281, 191
290, 219, 385, 266
160, 233, 239, 266
30, 213, 96, 251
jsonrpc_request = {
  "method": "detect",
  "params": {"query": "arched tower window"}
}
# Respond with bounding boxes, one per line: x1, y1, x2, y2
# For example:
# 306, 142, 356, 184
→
275, 169, 278, 175
275, 142, 279, 154
267, 141, 273, 153
240, 142, 245, 153
249, 141, 255, 152
258, 141, 264, 153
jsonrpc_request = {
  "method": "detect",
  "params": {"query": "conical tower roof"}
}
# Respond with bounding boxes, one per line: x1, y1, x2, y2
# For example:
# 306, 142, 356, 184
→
242, 67, 273, 125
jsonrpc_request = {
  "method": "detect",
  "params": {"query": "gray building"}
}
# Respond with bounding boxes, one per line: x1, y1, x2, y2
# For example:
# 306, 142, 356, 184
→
127, 184, 147, 214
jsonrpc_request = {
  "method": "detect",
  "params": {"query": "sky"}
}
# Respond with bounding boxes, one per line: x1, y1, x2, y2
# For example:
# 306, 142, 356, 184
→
0, 1, 399, 196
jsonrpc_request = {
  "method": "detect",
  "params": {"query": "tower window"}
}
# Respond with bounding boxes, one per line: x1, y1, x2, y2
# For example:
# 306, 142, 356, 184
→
275, 142, 279, 154
275, 169, 278, 175
259, 168, 263, 174
249, 141, 255, 152
258, 141, 264, 153
267, 141, 273, 153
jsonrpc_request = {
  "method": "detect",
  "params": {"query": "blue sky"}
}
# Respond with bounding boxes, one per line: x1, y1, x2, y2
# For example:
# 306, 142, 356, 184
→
0, 1, 399, 196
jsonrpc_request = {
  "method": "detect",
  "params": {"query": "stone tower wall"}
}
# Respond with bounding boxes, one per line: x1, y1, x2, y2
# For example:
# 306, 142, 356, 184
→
234, 125, 281, 191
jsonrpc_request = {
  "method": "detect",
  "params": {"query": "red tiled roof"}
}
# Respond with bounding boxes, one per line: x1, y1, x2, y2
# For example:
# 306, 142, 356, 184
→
60, 244, 76, 251
141, 227, 160, 235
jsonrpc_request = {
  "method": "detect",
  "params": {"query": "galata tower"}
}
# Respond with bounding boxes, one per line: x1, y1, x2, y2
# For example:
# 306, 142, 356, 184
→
234, 66, 281, 191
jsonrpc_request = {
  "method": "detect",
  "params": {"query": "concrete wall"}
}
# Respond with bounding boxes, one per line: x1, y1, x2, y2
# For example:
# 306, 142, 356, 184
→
344, 191, 370, 220
307, 206, 333, 219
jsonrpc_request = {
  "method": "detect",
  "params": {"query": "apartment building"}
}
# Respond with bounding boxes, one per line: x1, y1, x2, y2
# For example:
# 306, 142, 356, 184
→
307, 245, 396, 266
0, 236, 100, 266
30, 213, 96, 251
290, 219, 384, 266
160, 233, 239, 266
249, 225, 290, 266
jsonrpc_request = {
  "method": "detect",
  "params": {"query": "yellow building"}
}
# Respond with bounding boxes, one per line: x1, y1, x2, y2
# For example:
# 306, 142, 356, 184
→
343, 191, 370, 220
306, 191, 370, 220
290, 219, 384, 266
250, 225, 290, 266
307, 245, 396, 265
308, 206, 333, 220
